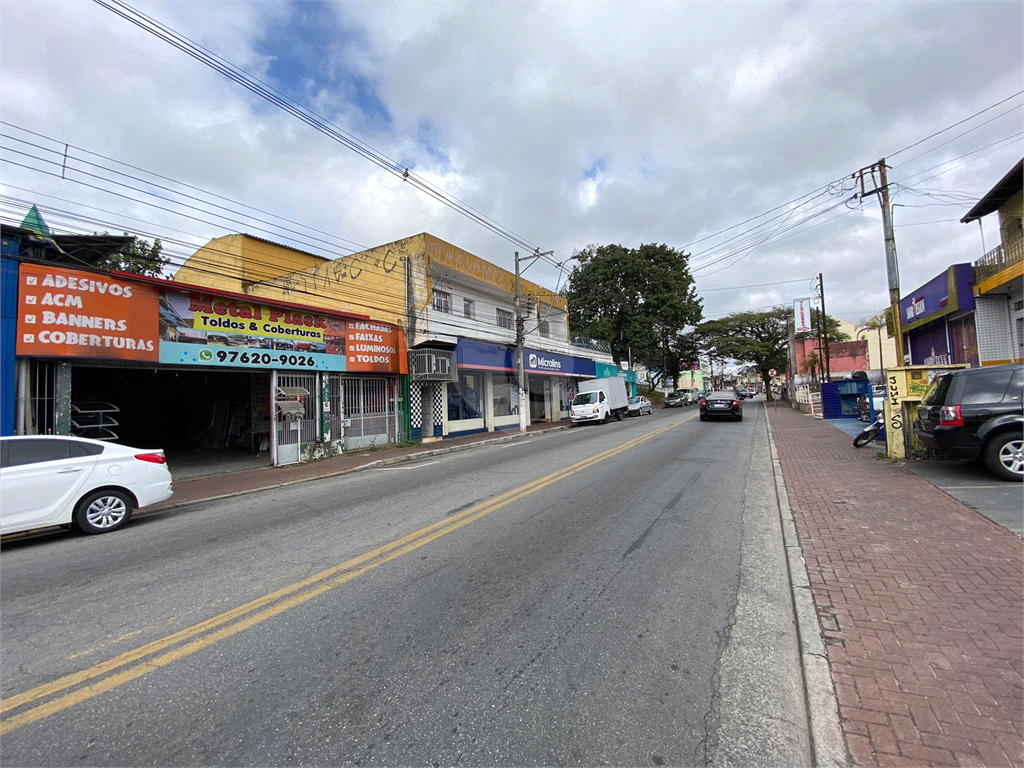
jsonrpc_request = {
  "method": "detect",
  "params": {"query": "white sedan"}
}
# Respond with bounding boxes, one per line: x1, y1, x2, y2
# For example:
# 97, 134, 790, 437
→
627, 396, 653, 416
0, 435, 173, 536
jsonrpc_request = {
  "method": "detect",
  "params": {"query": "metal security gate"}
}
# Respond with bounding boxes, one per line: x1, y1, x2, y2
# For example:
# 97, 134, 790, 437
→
335, 376, 398, 450
273, 371, 317, 465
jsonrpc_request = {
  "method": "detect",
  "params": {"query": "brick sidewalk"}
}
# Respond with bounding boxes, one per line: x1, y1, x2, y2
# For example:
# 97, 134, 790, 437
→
767, 405, 1023, 767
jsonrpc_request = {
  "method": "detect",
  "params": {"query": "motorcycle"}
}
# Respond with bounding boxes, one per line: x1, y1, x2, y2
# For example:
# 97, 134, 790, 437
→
853, 414, 886, 448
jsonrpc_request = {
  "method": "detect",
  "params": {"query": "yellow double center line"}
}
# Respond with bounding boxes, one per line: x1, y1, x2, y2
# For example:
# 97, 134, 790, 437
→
1, 417, 688, 734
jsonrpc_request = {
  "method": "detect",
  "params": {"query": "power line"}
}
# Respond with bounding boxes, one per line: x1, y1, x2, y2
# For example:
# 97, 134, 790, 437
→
92, 0, 560, 269
697, 278, 815, 292
1, 121, 370, 251
887, 90, 1024, 161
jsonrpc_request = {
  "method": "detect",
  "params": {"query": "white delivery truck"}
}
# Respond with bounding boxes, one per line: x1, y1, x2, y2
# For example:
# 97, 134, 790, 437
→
570, 377, 629, 424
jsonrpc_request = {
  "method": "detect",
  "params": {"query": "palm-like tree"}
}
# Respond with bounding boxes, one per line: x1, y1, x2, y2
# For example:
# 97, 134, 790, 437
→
801, 350, 821, 384
856, 312, 889, 370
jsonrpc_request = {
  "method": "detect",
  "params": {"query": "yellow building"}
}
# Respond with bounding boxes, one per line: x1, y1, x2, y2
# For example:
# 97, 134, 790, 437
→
175, 233, 612, 441
961, 158, 1023, 366
174, 232, 563, 338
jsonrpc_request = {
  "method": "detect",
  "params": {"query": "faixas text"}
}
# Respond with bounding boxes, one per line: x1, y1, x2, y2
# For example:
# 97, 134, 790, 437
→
189, 295, 328, 329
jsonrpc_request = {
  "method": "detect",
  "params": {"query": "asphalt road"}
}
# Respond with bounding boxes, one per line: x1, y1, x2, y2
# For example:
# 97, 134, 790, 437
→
1, 404, 809, 766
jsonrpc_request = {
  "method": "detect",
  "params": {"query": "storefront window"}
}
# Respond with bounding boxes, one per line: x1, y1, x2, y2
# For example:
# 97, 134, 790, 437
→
448, 373, 482, 421
492, 374, 518, 417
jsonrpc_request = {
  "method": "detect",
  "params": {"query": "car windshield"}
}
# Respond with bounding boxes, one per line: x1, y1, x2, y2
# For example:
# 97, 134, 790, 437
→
573, 392, 598, 405
708, 391, 736, 400
628, 397, 639, 404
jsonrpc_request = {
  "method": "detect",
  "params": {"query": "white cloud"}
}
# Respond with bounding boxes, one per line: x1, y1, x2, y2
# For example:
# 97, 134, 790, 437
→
0, 0, 1021, 325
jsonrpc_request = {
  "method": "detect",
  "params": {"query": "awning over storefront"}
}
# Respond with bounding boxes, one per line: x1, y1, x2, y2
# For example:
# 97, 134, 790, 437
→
455, 339, 597, 378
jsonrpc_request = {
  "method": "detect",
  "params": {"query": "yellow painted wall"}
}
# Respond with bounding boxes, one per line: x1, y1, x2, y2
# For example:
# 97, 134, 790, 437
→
422, 234, 565, 312
174, 232, 564, 331
236, 235, 412, 326
174, 234, 328, 293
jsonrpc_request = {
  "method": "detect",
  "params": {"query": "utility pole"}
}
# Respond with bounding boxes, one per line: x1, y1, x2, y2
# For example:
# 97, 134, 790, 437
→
514, 248, 551, 434
854, 159, 905, 365
515, 251, 527, 434
819, 272, 831, 381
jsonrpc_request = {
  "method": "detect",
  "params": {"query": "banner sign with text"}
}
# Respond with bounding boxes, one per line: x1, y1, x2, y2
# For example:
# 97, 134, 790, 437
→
158, 291, 406, 373
16, 263, 160, 362
794, 298, 812, 334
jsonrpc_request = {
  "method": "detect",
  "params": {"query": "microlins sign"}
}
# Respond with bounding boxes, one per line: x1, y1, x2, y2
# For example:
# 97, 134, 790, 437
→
528, 352, 563, 371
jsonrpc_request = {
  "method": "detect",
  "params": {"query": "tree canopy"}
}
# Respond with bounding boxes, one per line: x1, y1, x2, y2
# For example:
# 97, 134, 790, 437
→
563, 243, 702, 387
796, 307, 850, 345
94, 236, 169, 278
696, 308, 790, 399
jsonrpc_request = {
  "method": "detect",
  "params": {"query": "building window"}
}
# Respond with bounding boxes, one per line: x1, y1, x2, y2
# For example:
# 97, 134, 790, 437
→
492, 374, 518, 417
464, 298, 475, 319
539, 320, 550, 338
433, 290, 451, 313
497, 308, 514, 330
448, 373, 482, 421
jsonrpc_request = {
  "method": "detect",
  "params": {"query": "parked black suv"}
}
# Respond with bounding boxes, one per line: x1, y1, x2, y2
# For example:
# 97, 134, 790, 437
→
914, 363, 1023, 481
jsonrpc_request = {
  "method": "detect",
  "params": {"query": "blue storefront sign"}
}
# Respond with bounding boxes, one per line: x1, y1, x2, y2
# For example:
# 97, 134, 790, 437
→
455, 339, 596, 378
900, 264, 975, 332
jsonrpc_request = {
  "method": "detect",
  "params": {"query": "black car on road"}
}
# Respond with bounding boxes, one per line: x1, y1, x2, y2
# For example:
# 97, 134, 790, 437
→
699, 390, 743, 422
914, 363, 1023, 482
665, 390, 687, 408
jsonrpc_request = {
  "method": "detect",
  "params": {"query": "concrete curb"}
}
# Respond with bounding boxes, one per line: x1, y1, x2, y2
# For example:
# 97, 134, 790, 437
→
144, 424, 574, 515
763, 402, 849, 768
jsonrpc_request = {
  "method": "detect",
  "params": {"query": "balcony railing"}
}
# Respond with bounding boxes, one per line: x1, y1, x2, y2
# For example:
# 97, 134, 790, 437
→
974, 237, 1023, 283
569, 336, 612, 354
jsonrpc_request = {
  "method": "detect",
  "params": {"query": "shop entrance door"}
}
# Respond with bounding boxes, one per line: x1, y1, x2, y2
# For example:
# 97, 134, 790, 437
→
341, 377, 396, 450
274, 371, 317, 465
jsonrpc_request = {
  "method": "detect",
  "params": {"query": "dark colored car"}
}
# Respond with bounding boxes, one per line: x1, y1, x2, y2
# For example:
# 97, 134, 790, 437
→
699, 390, 743, 422
665, 390, 686, 408
914, 363, 1023, 482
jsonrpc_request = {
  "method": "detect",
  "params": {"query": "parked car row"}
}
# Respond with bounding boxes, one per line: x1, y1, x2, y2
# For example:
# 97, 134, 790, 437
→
665, 388, 706, 407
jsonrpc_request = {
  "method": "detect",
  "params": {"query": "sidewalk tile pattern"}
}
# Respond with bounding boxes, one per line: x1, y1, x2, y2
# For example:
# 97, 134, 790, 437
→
769, 406, 1023, 768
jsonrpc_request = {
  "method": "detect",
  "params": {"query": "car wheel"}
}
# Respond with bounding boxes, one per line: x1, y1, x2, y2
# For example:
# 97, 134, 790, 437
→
73, 489, 133, 534
699, 414, 706, 421
736, 413, 743, 422
983, 432, 1024, 482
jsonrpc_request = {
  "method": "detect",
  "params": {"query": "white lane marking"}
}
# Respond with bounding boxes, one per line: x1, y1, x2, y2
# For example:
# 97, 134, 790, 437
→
374, 460, 442, 471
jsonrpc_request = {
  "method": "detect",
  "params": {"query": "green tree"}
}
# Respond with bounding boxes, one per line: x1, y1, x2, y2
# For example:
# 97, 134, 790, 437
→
94, 236, 169, 277
696, 308, 790, 400
796, 308, 850, 345
801, 350, 821, 384
564, 243, 702, 385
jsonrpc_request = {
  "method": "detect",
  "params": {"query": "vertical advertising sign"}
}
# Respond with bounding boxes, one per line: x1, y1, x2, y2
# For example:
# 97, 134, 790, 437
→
794, 298, 812, 334
345, 320, 407, 373
16, 263, 160, 362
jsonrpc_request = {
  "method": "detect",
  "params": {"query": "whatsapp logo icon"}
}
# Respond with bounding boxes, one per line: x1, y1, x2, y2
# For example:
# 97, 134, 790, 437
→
198, 348, 214, 362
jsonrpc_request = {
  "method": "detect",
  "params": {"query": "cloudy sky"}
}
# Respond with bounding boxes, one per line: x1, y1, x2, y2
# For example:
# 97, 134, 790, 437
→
2, 0, 1021, 327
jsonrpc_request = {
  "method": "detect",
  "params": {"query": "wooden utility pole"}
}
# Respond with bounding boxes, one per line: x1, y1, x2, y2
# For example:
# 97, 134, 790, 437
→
854, 159, 905, 365
819, 272, 831, 381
